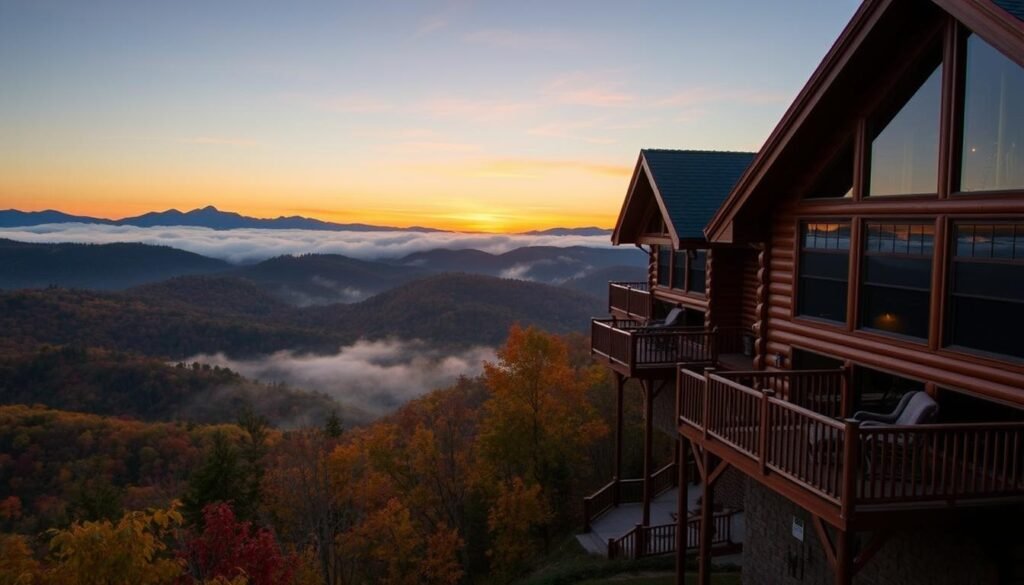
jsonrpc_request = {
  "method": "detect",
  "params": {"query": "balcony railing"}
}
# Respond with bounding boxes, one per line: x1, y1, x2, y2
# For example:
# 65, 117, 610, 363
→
591, 319, 717, 375
608, 281, 651, 320
583, 462, 679, 532
607, 509, 740, 560
678, 367, 1024, 521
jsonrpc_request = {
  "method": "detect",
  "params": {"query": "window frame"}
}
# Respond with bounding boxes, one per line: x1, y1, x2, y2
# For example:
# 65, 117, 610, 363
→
953, 32, 1024, 196
857, 219, 937, 342
943, 219, 1024, 361
865, 54, 945, 199
653, 246, 708, 298
793, 220, 853, 326
783, 16, 1024, 377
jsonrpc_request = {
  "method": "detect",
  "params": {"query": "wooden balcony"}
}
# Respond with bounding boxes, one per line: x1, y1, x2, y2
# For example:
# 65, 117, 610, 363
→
591, 319, 717, 377
583, 462, 680, 532
607, 509, 741, 560
608, 281, 652, 320
678, 368, 1024, 530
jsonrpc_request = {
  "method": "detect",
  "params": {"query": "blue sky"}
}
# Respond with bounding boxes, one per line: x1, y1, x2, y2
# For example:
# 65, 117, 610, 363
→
0, 0, 861, 231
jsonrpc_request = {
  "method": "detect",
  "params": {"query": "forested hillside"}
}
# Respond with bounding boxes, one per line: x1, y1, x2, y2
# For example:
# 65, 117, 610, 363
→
0, 345, 342, 426
0, 239, 229, 290
0, 273, 603, 355
297, 273, 605, 345
0, 289, 346, 359
0, 327, 667, 585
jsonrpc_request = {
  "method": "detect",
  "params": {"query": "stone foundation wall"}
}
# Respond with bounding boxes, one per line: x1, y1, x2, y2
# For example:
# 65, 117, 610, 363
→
741, 479, 1017, 585
715, 467, 746, 510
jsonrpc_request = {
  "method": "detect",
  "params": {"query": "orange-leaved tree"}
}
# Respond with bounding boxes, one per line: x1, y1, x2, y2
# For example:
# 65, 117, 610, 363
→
477, 325, 607, 569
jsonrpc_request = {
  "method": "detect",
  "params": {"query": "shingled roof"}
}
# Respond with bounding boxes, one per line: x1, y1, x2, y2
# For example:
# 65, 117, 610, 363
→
642, 149, 756, 241
994, 0, 1024, 20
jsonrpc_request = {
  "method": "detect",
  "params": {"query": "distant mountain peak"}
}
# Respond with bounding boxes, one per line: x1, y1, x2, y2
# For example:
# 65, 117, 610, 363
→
0, 207, 442, 233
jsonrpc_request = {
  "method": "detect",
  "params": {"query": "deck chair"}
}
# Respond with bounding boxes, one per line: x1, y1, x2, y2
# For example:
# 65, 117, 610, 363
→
646, 306, 685, 329
809, 392, 938, 467
641, 307, 686, 358
852, 391, 921, 425
859, 392, 939, 483
857, 391, 938, 427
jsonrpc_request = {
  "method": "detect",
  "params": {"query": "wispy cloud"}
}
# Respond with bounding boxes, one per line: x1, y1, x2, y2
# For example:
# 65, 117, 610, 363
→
463, 28, 576, 51
470, 158, 631, 179
527, 120, 617, 145
286, 93, 394, 114
421, 97, 534, 122
656, 87, 791, 108
399, 157, 631, 180
414, 15, 448, 38
544, 72, 635, 107
181, 136, 266, 148
0, 224, 615, 264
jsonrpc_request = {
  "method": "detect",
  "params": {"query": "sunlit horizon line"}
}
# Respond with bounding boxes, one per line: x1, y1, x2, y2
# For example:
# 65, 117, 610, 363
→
4, 203, 616, 235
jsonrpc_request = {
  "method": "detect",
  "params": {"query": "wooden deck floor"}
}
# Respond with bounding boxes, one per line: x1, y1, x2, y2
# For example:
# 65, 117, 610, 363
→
575, 486, 745, 559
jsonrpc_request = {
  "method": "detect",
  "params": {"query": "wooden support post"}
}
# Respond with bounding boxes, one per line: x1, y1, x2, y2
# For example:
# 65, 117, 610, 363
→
759, 389, 774, 476
697, 450, 716, 585
841, 419, 860, 521
614, 374, 625, 506
635, 523, 645, 560
840, 362, 854, 419
835, 528, 853, 585
676, 436, 689, 585
642, 379, 654, 527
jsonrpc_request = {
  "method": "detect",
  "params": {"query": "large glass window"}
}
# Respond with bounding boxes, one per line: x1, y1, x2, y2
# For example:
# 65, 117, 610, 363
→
960, 35, 1024, 192
805, 142, 854, 199
859, 222, 934, 339
868, 64, 942, 196
947, 222, 1024, 359
656, 245, 670, 287
798, 222, 850, 323
672, 250, 686, 289
688, 250, 706, 294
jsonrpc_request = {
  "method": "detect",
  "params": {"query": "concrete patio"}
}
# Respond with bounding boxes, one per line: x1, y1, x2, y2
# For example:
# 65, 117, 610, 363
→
575, 485, 745, 561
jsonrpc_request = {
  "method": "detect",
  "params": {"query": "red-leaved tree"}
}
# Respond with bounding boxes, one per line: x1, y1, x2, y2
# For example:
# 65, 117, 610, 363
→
179, 502, 297, 585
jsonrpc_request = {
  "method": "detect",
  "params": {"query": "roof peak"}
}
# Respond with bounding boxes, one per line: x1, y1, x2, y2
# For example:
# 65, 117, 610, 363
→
641, 148, 757, 156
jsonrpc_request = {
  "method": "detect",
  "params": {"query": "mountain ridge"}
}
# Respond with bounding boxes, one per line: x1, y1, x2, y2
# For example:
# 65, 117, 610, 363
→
0, 206, 441, 232
0, 206, 608, 235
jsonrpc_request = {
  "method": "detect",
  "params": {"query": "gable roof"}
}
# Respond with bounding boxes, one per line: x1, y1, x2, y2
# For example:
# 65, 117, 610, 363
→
704, 0, 1024, 243
612, 149, 755, 248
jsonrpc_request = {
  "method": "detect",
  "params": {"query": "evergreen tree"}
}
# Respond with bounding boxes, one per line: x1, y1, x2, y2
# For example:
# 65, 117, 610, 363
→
324, 409, 344, 438
181, 432, 248, 525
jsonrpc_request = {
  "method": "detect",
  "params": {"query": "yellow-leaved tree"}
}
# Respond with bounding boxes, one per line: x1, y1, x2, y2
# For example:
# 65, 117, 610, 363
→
45, 504, 184, 585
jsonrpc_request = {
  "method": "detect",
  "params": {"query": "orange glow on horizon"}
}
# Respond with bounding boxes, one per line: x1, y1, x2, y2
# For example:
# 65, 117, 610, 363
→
0, 156, 627, 233
0, 196, 618, 234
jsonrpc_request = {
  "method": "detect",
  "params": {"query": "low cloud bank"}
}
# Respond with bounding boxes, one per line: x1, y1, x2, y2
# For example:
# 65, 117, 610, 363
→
187, 339, 496, 419
0, 223, 613, 264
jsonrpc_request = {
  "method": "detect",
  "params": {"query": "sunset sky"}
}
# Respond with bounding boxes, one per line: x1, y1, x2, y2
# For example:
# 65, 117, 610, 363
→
1, 0, 859, 232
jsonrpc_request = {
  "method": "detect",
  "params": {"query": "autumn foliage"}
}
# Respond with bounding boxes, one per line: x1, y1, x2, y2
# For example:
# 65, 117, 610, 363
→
179, 503, 297, 585
1, 326, 625, 584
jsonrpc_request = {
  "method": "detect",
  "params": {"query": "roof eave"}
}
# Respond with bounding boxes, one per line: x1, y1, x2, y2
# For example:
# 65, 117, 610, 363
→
639, 156, 682, 249
704, 0, 892, 243
611, 153, 647, 246
705, 0, 1024, 243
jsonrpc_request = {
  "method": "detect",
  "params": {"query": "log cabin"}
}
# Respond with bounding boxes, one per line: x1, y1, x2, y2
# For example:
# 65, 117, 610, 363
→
582, 149, 756, 555
589, 0, 1024, 583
